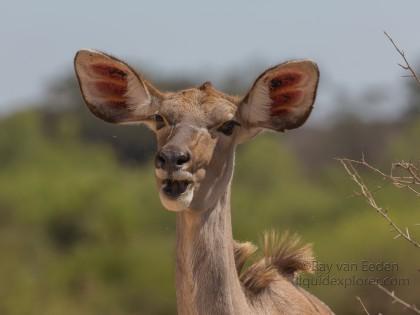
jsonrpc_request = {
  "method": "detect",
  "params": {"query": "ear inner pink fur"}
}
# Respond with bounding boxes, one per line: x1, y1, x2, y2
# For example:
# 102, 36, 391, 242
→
91, 81, 127, 98
269, 89, 304, 116
270, 107, 291, 117
267, 71, 306, 117
90, 63, 128, 81
268, 72, 302, 90
87, 63, 130, 108
103, 100, 129, 108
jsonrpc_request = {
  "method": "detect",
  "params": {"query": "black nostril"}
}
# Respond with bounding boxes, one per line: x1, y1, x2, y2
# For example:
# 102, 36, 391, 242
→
176, 152, 190, 166
156, 149, 190, 170
155, 152, 166, 169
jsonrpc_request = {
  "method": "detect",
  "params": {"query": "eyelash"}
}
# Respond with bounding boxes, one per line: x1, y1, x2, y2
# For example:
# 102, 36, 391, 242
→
154, 114, 166, 130
217, 120, 240, 136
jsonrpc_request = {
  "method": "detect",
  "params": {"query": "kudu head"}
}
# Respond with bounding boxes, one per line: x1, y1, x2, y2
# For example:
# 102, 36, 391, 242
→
74, 50, 319, 212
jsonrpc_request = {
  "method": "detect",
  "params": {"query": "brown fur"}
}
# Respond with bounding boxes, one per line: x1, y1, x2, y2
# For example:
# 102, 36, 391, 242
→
235, 231, 315, 295
263, 230, 315, 279
75, 50, 333, 314
233, 240, 258, 274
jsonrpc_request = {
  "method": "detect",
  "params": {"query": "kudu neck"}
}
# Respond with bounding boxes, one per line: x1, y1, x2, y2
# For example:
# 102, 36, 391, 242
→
175, 146, 251, 314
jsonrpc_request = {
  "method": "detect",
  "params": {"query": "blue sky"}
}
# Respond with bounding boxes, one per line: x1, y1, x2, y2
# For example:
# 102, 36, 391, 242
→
2, 0, 420, 119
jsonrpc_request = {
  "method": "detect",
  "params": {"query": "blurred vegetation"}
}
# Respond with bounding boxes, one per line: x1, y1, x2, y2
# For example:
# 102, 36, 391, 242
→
0, 68, 419, 315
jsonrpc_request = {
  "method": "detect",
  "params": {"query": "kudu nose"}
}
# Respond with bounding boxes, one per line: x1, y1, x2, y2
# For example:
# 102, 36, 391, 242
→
155, 148, 191, 170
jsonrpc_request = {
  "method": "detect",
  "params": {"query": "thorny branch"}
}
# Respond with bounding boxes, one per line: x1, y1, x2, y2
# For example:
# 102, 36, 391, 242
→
384, 31, 420, 87
391, 161, 420, 196
377, 284, 420, 314
338, 158, 420, 249
349, 31, 420, 315
341, 157, 420, 196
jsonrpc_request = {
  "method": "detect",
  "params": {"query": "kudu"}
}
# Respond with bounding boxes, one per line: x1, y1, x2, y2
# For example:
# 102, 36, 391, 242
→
74, 49, 334, 315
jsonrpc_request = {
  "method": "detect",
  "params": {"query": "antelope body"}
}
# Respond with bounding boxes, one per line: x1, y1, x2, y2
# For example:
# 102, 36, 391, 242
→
74, 50, 334, 315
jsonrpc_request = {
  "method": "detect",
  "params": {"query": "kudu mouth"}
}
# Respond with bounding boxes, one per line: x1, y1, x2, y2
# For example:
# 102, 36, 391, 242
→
155, 168, 195, 211
162, 179, 193, 198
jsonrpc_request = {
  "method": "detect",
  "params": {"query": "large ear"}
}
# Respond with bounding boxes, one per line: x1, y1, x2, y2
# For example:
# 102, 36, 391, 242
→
74, 49, 162, 124
238, 60, 319, 132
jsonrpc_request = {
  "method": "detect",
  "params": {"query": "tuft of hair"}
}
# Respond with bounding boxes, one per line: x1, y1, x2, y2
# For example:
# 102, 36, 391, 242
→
239, 258, 278, 295
262, 230, 315, 279
236, 231, 315, 295
233, 240, 258, 273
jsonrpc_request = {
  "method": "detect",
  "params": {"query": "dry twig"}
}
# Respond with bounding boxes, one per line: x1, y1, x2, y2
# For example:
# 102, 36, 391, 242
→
349, 31, 420, 315
377, 284, 420, 314
338, 158, 420, 249
356, 296, 371, 315
384, 31, 420, 86
391, 161, 420, 196
341, 157, 420, 196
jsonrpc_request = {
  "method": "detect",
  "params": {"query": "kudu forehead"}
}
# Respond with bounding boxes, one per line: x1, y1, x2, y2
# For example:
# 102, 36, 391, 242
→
159, 86, 238, 127
164, 123, 199, 149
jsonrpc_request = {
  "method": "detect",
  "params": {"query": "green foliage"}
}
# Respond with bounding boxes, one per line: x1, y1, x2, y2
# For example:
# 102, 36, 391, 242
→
0, 108, 419, 315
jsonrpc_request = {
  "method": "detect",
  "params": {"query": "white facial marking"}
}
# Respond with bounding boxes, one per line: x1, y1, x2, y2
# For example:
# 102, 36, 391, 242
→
159, 187, 194, 212
155, 169, 193, 181
155, 168, 195, 211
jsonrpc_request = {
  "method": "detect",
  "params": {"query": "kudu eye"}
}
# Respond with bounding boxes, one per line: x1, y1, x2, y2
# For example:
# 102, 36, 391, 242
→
154, 114, 166, 130
217, 120, 240, 136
